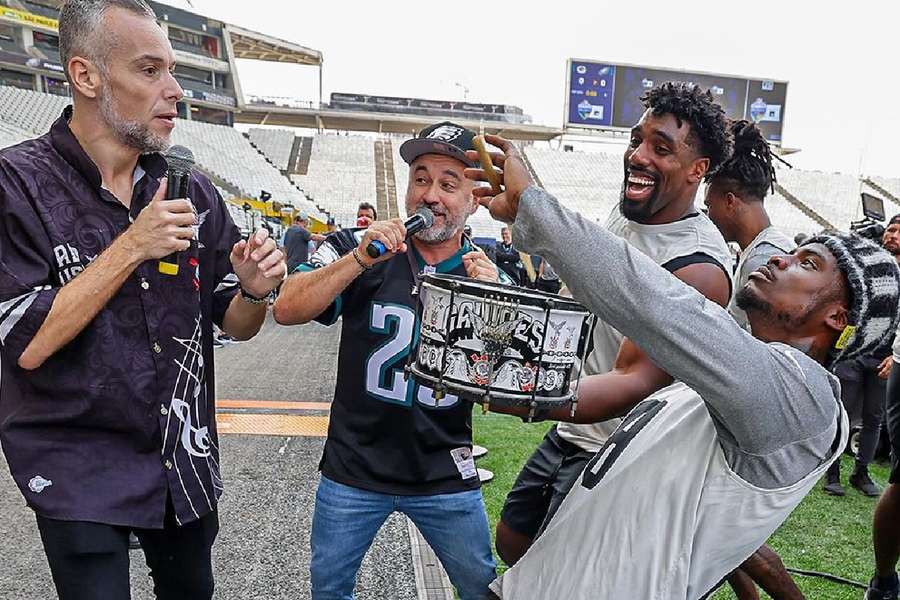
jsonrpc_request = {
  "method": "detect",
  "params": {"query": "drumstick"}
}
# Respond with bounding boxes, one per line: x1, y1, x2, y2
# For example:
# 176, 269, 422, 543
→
472, 135, 502, 196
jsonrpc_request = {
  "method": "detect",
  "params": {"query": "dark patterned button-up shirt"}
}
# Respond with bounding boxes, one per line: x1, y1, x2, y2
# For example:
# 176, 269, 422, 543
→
0, 107, 240, 527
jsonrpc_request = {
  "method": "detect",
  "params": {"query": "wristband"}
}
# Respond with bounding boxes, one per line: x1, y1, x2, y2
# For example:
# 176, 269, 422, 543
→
239, 286, 272, 304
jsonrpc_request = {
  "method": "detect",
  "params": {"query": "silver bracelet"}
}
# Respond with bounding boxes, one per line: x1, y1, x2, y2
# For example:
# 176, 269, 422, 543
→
239, 286, 272, 304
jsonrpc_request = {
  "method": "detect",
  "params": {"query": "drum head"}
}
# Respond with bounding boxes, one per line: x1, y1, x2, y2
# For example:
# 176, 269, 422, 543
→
423, 273, 585, 313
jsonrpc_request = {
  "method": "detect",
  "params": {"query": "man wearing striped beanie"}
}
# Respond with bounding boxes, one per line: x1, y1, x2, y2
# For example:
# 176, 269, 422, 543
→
467, 135, 900, 599
797, 231, 900, 369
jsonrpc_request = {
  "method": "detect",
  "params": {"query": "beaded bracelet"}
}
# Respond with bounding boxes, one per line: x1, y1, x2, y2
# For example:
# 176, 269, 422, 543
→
351, 248, 372, 271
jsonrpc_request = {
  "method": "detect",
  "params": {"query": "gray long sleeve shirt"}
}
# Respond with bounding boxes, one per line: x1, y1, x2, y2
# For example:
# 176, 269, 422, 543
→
512, 186, 842, 489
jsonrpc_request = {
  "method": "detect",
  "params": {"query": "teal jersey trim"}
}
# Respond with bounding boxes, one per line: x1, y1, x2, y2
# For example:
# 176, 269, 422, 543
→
411, 239, 472, 274
295, 263, 342, 325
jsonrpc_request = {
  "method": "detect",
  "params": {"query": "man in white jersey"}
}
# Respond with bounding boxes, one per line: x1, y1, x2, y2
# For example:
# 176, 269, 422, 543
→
494, 82, 733, 566
704, 119, 803, 599
465, 134, 900, 600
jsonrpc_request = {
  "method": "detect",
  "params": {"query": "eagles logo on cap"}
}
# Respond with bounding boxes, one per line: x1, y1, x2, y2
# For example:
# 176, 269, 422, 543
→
399, 121, 478, 168
425, 124, 465, 143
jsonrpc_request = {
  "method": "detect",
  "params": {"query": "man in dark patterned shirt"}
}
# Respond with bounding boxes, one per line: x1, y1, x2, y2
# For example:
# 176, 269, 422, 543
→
0, 2, 286, 598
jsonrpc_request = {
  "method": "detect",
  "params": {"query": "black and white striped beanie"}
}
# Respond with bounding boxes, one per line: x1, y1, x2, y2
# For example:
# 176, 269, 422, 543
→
802, 232, 900, 367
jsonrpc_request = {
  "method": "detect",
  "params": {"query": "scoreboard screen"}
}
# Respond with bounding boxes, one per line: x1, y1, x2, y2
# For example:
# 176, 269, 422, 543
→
565, 60, 788, 144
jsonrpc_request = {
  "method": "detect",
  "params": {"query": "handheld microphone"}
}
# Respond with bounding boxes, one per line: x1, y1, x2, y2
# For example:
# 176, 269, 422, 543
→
366, 208, 434, 259
158, 145, 195, 276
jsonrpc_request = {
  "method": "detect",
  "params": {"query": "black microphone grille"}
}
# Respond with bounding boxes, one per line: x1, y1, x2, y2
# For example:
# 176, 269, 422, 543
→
165, 145, 195, 173
415, 207, 434, 227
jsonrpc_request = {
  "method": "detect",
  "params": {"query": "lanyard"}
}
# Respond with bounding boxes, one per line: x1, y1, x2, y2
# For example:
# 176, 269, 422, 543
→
406, 247, 436, 296
405, 235, 474, 295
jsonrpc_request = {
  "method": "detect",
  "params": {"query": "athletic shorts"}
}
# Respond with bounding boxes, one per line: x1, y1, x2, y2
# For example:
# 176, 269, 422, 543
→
886, 363, 900, 483
500, 425, 595, 539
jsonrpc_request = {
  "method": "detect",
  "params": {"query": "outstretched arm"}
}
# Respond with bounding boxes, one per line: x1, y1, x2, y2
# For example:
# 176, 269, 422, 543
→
464, 136, 832, 457
273, 219, 409, 325
489, 260, 730, 423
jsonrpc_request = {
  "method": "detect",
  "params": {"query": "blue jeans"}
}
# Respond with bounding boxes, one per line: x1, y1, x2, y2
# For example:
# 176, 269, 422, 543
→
310, 475, 496, 600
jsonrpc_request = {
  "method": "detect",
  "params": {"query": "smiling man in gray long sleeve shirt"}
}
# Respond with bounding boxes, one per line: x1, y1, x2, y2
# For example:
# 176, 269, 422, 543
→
464, 135, 900, 599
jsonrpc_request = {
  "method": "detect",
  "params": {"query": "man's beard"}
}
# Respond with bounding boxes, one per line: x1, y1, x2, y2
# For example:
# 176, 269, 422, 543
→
735, 285, 771, 315
735, 284, 813, 328
99, 89, 169, 153
412, 205, 467, 244
618, 179, 665, 223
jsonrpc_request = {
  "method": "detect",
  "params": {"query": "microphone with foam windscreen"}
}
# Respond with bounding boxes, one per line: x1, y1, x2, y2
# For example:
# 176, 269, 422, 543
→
366, 208, 434, 259
158, 145, 195, 276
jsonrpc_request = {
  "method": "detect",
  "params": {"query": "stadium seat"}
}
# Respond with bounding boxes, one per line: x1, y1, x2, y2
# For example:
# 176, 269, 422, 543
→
524, 145, 623, 224
248, 127, 295, 172
775, 167, 863, 230
291, 133, 376, 228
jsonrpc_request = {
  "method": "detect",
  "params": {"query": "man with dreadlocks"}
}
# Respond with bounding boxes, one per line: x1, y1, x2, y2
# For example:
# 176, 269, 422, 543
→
704, 119, 805, 600
704, 119, 795, 330
492, 82, 734, 567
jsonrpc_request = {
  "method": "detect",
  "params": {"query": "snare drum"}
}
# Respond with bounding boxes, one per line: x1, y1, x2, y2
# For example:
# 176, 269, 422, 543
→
408, 274, 592, 414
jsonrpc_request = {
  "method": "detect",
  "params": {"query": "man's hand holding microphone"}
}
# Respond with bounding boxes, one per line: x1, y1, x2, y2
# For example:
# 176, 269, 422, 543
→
121, 177, 195, 264
122, 178, 286, 299
354, 208, 498, 283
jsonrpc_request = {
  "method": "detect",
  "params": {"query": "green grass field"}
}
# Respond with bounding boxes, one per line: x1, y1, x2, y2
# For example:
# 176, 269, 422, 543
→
472, 410, 886, 599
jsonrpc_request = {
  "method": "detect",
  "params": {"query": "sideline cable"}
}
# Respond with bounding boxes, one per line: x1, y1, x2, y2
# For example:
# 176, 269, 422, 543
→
785, 567, 867, 590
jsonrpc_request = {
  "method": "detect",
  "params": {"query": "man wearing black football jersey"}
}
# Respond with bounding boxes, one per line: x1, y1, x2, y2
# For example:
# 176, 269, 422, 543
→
274, 122, 499, 600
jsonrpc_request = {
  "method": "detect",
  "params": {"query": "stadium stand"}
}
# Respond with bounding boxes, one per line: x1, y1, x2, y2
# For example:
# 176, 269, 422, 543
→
291, 133, 375, 227
0, 120, 31, 149
0, 86, 68, 134
775, 167, 863, 230
0, 85, 304, 234
524, 145, 623, 224
392, 135, 411, 220
765, 188, 824, 239
0, 85, 895, 247
170, 119, 321, 216
248, 127, 295, 172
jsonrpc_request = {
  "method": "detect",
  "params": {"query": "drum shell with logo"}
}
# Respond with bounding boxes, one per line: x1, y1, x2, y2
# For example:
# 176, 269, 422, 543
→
410, 274, 590, 407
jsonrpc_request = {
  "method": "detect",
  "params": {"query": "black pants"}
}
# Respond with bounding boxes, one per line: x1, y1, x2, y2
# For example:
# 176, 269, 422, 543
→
886, 362, 900, 483
36, 503, 218, 600
834, 358, 886, 469
500, 425, 594, 539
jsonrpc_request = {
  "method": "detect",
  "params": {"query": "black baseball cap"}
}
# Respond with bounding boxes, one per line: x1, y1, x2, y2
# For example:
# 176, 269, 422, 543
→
399, 121, 478, 168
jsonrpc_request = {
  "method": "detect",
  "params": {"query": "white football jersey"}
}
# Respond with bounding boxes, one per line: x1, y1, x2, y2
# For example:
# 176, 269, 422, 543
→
491, 382, 847, 600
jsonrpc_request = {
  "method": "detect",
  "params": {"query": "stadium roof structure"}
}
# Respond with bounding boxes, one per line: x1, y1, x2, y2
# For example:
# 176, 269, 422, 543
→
13, 1, 323, 69
225, 24, 322, 67
236, 104, 563, 141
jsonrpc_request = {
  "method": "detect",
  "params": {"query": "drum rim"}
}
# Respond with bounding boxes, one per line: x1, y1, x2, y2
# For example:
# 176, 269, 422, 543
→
409, 364, 573, 408
421, 273, 586, 312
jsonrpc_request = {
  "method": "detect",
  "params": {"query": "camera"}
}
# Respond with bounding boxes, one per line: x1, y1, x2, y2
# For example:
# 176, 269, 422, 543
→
850, 192, 886, 241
